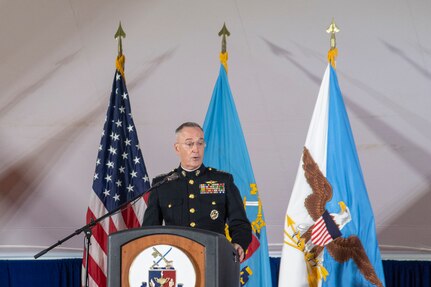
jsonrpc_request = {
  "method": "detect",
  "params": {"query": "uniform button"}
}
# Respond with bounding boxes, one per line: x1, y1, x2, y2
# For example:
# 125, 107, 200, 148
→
190, 222, 196, 227
168, 204, 172, 208
189, 179, 194, 185
189, 194, 195, 199
212, 201, 216, 205
189, 208, 195, 213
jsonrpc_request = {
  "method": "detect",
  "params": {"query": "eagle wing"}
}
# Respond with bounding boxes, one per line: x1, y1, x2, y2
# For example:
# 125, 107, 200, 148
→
326, 237, 383, 287
302, 147, 333, 221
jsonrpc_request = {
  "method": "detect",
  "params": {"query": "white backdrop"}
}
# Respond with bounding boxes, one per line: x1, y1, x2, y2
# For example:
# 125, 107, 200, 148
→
0, 0, 430, 258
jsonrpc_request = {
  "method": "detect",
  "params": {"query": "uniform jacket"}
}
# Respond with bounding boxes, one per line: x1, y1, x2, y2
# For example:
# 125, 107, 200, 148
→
142, 164, 252, 251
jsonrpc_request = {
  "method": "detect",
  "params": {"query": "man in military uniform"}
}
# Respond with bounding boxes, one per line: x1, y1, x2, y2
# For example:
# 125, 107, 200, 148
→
143, 122, 251, 261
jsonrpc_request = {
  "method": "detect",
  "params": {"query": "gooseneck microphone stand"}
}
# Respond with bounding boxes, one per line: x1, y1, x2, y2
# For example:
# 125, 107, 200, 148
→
34, 172, 178, 287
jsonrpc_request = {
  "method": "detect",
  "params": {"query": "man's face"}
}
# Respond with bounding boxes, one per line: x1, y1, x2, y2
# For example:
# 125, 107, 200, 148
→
174, 127, 205, 170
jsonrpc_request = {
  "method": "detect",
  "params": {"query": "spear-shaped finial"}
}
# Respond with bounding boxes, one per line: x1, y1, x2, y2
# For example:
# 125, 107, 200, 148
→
326, 18, 340, 68
218, 23, 230, 53
115, 22, 126, 57
326, 18, 340, 50
115, 22, 126, 76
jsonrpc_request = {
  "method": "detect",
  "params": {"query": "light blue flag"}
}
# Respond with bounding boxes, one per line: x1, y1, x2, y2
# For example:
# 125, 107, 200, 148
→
279, 64, 385, 287
203, 64, 273, 287
324, 65, 386, 286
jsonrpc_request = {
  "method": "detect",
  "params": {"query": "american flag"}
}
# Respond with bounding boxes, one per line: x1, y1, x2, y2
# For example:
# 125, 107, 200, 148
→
83, 57, 151, 287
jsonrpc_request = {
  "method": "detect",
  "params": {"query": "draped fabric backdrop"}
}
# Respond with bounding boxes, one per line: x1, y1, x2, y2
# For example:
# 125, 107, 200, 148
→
0, 0, 430, 269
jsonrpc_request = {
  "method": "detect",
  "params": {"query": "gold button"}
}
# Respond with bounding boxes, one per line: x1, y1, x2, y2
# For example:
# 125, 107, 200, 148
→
189, 179, 194, 185
168, 204, 172, 208
189, 194, 195, 199
189, 208, 195, 213
190, 222, 196, 227
212, 201, 216, 205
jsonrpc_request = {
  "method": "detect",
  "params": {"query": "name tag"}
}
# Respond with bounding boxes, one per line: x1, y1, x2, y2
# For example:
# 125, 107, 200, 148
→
199, 181, 225, 194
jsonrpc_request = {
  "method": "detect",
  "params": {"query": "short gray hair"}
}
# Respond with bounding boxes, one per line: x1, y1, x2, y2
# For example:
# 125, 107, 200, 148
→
175, 122, 203, 134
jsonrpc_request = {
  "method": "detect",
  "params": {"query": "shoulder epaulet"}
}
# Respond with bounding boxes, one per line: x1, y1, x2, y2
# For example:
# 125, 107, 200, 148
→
207, 167, 229, 175
152, 170, 176, 186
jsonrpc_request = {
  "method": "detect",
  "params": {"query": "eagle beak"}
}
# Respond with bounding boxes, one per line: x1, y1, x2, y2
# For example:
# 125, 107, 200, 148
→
338, 201, 347, 212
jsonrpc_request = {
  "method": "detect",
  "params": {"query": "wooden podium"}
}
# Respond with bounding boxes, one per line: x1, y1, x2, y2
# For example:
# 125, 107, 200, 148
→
108, 226, 240, 287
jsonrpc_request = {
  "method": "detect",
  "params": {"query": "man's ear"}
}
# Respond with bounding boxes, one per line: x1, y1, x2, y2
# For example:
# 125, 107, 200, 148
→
174, 143, 180, 154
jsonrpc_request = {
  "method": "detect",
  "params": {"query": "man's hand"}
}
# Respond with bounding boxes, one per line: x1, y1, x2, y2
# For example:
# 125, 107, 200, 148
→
232, 243, 245, 262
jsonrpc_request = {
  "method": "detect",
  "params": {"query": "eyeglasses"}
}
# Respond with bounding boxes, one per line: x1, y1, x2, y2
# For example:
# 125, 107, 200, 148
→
179, 140, 206, 149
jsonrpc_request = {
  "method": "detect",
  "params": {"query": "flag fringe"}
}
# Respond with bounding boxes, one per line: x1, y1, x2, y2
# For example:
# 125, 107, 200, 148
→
116, 54, 125, 78
327, 48, 338, 69
220, 52, 228, 73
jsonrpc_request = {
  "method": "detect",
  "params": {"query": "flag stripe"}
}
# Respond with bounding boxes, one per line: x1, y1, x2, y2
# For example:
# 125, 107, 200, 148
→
87, 254, 107, 287
89, 239, 107, 271
86, 209, 109, 254
110, 211, 126, 232
82, 237, 107, 287
132, 198, 147, 226
88, 194, 110, 235
121, 205, 141, 228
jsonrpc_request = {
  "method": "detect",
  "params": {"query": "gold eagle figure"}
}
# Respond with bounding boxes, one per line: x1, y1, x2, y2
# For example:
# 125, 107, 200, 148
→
301, 147, 383, 287
154, 276, 169, 285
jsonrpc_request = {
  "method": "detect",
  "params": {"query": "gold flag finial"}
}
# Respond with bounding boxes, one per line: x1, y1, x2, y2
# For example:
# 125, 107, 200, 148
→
115, 22, 126, 56
326, 18, 340, 50
218, 23, 230, 72
218, 23, 230, 53
114, 22, 126, 76
326, 18, 340, 68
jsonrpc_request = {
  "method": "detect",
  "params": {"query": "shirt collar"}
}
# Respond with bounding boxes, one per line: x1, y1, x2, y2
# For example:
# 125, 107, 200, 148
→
178, 164, 206, 178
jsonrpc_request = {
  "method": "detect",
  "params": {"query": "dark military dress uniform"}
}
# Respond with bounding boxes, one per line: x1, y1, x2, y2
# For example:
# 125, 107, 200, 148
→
142, 164, 252, 251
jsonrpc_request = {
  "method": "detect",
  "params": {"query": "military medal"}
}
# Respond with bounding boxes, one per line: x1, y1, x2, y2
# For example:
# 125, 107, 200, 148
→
199, 181, 225, 194
210, 209, 219, 220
